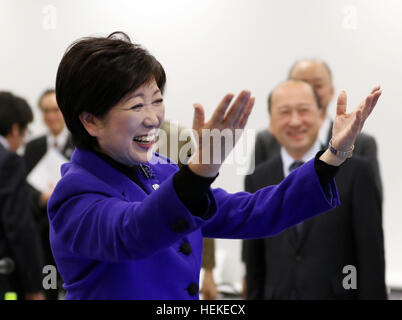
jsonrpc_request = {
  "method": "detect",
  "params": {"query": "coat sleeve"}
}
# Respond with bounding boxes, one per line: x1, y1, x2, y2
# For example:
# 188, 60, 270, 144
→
202, 158, 340, 239
48, 173, 217, 262
351, 160, 387, 299
1, 153, 44, 293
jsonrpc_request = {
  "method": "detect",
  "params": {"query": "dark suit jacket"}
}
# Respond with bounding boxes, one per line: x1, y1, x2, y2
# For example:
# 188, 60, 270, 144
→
243, 155, 386, 300
0, 144, 44, 297
253, 122, 383, 199
23, 134, 74, 265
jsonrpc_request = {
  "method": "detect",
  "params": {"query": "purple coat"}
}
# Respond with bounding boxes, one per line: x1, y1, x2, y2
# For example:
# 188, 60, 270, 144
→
48, 148, 339, 299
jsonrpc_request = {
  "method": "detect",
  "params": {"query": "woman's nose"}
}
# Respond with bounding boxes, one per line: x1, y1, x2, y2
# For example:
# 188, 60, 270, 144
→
143, 108, 160, 127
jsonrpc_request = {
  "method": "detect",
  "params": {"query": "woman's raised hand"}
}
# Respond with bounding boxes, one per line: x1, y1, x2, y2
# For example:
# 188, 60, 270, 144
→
320, 86, 382, 166
188, 90, 255, 177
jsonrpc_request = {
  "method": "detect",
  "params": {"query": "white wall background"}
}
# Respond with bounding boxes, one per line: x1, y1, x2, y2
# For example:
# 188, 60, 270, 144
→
1, 0, 401, 289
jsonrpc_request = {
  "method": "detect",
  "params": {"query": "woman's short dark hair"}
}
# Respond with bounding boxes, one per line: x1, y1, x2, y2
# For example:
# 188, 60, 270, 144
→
0, 91, 33, 136
55, 31, 166, 149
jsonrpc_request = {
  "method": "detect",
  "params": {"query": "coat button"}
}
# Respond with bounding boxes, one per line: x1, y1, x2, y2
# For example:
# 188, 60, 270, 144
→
179, 242, 192, 255
172, 219, 189, 233
186, 282, 199, 296
295, 255, 302, 262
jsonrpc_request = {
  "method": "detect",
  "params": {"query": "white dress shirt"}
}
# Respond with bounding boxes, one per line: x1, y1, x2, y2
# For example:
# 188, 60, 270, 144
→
47, 127, 69, 153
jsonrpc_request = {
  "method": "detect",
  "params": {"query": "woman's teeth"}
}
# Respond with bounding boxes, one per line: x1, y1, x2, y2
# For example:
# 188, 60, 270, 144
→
133, 135, 155, 143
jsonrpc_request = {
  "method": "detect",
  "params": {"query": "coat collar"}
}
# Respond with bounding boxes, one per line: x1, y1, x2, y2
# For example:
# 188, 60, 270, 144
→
67, 148, 147, 198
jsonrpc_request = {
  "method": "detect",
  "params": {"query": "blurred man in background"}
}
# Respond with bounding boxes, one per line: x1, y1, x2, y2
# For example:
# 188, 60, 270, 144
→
0, 91, 45, 300
24, 89, 73, 299
253, 59, 382, 199
243, 80, 386, 299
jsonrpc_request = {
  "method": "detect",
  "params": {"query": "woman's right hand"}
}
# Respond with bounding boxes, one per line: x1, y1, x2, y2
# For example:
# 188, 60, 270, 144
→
188, 90, 255, 177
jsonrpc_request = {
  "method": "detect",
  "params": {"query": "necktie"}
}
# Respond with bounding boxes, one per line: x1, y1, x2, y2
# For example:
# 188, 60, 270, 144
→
289, 161, 305, 236
288, 161, 304, 173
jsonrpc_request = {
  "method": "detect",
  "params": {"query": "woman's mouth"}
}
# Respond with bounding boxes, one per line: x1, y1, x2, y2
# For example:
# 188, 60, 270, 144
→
133, 134, 156, 149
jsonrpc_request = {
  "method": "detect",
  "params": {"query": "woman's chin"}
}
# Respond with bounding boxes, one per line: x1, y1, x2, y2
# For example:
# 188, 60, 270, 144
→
130, 148, 154, 163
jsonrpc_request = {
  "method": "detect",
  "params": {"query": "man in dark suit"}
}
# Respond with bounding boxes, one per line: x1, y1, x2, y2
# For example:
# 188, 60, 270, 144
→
0, 92, 45, 300
24, 89, 73, 300
243, 80, 386, 299
253, 60, 382, 199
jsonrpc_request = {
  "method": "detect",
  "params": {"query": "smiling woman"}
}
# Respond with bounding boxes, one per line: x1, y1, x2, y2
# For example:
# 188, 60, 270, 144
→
48, 31, 380, 300
79, 80, 164, 164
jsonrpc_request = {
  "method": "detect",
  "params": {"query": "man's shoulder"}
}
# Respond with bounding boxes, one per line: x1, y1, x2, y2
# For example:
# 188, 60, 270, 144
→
256, 129, 279, 148
0, 148, 25, 190
337, 156, 375, 181
0, 146, 23, 169
256, 129, 273, 141
355, 131, 377, 147
25, 135, 47, 151
253, 153, 282, 174
26, 134, 47, 146
246, 154, 282, 189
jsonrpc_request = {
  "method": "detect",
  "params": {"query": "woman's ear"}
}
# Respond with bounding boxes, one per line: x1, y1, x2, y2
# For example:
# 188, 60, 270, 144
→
79, 112, 99, 137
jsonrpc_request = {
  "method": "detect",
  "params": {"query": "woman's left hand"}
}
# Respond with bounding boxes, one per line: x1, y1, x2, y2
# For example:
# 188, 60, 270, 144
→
320, 86, 382, 166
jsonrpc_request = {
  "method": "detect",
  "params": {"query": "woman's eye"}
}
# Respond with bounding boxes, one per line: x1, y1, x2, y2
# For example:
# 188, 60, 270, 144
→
130, 104, 144, 110
153, 99, 163, 105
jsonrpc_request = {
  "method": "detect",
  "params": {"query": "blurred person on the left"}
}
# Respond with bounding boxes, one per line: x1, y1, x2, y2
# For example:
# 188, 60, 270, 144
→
0, 91, 45, 300
24, 89, 73, 300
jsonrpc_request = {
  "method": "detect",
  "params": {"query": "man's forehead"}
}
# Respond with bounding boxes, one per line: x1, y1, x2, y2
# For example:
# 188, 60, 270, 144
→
40, 102, 59, 111
275, 81, 313, 94
276, 102, 313, 109
272, 83, 316, 105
